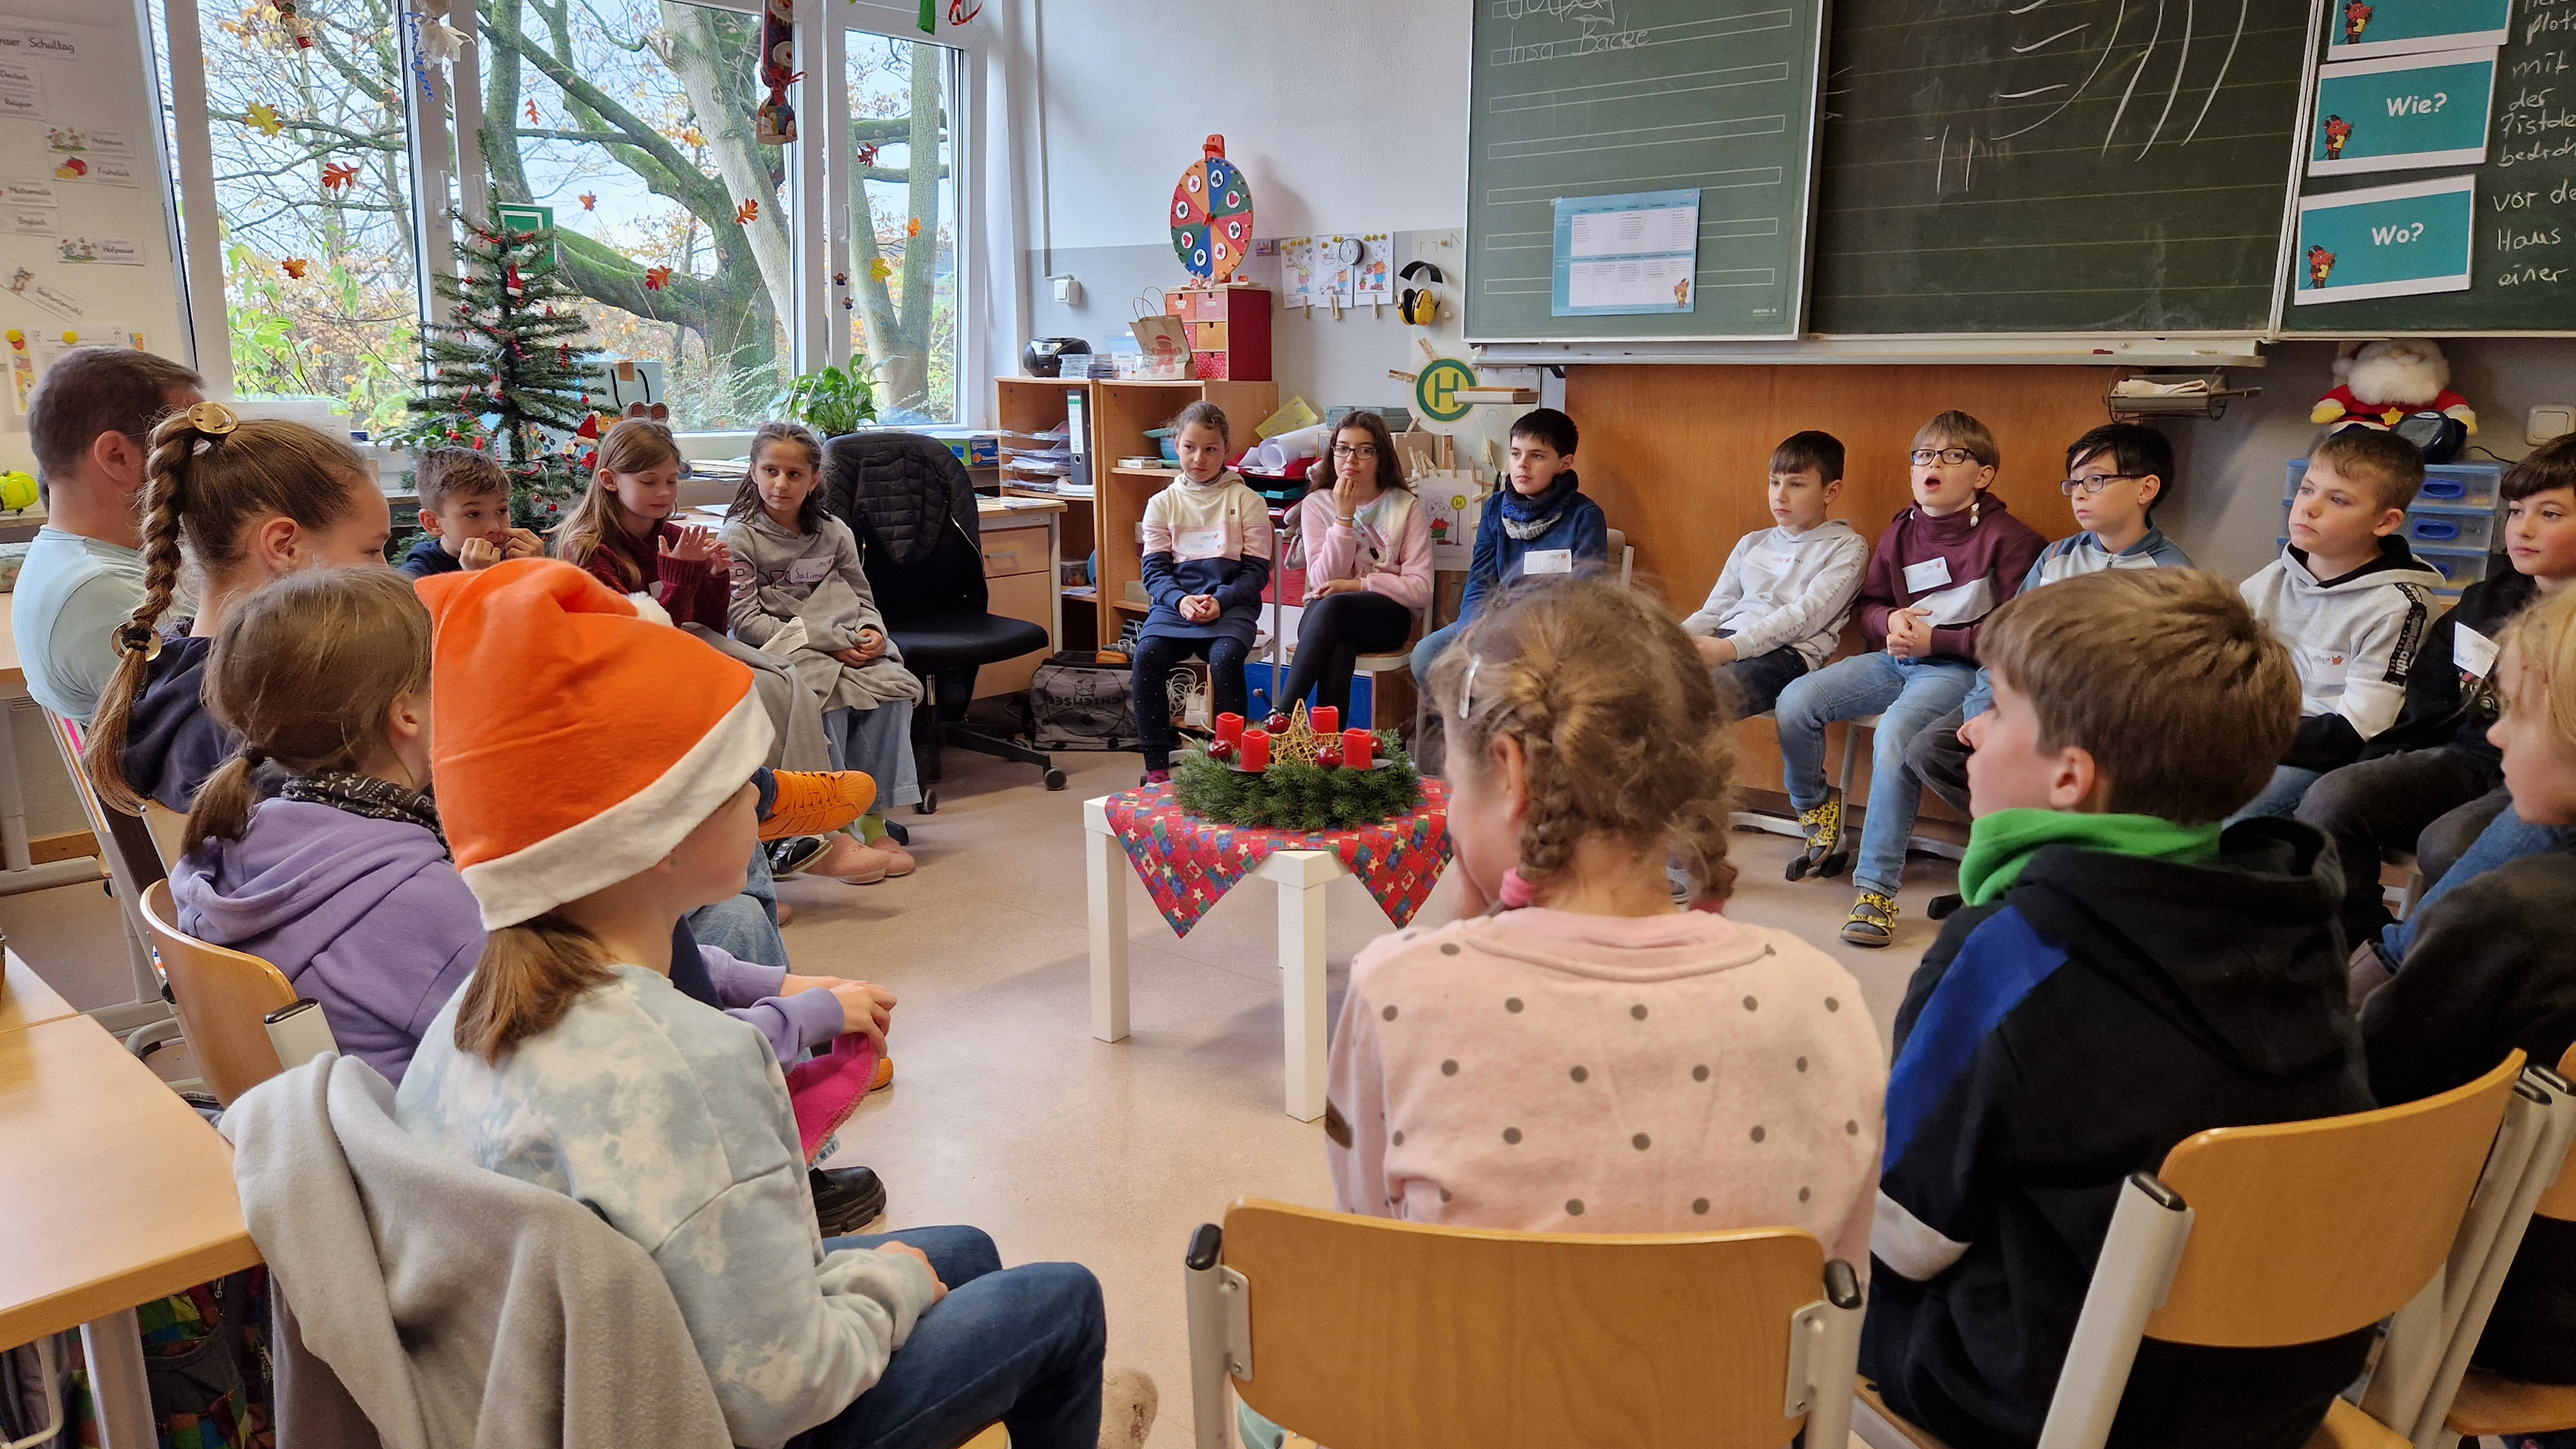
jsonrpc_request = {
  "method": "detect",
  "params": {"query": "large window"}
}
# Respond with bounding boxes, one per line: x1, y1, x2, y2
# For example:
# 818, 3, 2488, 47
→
154, 0, 970, 434
485, 0, 790, 429
846, 32, 955, 423
159, 0, 423, 430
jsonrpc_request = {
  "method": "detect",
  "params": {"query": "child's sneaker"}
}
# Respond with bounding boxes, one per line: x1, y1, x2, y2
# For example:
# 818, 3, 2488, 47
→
768, 835, 831, 878
1786, 787, 1849, 881
1141, 767, 1171, 786
1099, 1368, 1157, 1448
761, 769, 876, 841
1842, 889, 1898, 947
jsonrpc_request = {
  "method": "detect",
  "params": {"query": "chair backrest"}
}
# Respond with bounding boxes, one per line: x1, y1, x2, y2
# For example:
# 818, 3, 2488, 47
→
138, 879, 297, 1105
1605, 526, 1635, 587
1208, 1198, 1854, 1449
2539, 1043, 2576, 1223
822, 430, 987, 623
2147, 1051, 2527, 1348
142, 802, 189, 870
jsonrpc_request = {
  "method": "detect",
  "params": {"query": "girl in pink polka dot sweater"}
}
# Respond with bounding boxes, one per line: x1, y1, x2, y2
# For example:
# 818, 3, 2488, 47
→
1324, 579, 1886, 1260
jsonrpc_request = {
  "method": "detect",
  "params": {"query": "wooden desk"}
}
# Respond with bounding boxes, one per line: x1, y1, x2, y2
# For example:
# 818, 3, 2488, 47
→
0, 1007, 258, 1444
975, 495, 1066, 698
0, 947, 75, 1035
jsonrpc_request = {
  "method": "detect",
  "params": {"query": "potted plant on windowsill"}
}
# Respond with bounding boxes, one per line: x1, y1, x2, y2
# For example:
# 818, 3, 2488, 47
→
773, 362, 879, 441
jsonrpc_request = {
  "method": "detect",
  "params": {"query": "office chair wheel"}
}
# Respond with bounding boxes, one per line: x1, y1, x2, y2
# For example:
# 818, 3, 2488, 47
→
1044, 768, 1067, 791
916, 791, 938, 816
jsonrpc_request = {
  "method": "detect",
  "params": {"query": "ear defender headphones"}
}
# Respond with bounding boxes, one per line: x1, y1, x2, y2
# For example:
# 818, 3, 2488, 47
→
1399, 260, 1445, 326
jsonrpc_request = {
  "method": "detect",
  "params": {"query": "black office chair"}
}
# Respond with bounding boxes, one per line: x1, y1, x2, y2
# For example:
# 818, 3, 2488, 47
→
822, 431, 1063, 811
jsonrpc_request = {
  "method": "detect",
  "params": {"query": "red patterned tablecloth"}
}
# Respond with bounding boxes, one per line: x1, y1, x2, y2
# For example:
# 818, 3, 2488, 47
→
1102, 780, 1453, 937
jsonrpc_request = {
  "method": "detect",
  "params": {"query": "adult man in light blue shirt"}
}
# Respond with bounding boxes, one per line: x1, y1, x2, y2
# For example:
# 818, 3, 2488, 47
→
15, 347, 203, 721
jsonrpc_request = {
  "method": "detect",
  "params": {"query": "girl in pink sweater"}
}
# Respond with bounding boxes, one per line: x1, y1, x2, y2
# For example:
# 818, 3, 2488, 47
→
1274, 411, 1432, 720
1326, 578, 1885, 1252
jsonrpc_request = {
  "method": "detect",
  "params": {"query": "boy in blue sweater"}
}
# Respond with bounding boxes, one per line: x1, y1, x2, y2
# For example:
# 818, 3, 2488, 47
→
396, 448, 543, 579
1409, 408, 1608, 682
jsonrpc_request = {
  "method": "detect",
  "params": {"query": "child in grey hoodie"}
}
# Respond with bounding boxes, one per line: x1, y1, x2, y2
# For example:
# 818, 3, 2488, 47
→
724, 421, 922, 876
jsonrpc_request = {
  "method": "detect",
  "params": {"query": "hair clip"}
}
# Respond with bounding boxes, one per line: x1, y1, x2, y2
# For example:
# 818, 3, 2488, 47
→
113, 621, 162, 662
184, 401, 239, 438
1459, 656, 1481, 720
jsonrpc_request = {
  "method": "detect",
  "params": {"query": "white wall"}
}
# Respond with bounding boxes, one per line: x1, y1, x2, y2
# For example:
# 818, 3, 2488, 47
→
1008, 0, 2576, 580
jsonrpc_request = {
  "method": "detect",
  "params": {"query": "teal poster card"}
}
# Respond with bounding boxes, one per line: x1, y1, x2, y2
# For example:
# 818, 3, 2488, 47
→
2311, 49, 2498, 175
2326, 0, 2512, 61
2294, 176, 2477, 303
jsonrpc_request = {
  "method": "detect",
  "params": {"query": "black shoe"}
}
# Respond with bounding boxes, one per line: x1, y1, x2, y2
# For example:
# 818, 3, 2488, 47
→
810, 1165, 887, 1237
769, 835, 831, 878
1927, 892, 1964, 920
881, 819, 909, 847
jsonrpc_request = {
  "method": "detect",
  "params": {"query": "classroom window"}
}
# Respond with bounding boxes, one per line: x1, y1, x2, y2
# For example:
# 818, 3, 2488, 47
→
480, 0, 792, 431
845, 31, 957, 425
154, 0, 425, 431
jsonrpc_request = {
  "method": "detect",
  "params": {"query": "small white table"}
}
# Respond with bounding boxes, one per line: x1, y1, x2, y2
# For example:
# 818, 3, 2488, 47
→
1083, 796, 1350, 1122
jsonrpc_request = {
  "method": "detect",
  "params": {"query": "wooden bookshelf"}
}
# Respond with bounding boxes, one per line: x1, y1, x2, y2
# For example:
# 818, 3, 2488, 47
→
994, 376, 1275, 644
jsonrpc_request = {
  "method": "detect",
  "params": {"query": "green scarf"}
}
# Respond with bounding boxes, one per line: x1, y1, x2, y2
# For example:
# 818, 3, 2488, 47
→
1959, 808, 2223, 908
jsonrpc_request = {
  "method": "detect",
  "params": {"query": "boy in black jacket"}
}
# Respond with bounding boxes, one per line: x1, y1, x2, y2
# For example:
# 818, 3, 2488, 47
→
2298, 435, 2576, 951
1864, 569, 2375, 1449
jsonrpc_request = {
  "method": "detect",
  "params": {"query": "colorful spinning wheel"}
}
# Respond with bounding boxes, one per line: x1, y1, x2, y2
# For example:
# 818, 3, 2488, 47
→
1169, 133, 1254, 282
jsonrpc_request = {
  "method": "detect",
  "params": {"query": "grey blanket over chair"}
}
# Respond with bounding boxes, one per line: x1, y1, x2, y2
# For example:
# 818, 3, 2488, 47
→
220, 1055, 735, 1449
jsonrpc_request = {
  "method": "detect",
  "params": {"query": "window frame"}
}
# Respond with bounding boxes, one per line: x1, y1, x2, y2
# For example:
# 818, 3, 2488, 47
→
155, 0, 991, 431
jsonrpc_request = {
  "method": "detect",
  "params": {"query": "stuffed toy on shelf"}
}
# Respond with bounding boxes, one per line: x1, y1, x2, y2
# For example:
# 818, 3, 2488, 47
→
2312, 339, 2477, 436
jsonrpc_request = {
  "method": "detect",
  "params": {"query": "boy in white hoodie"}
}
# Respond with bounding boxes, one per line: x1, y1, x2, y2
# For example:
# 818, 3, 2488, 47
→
2237, 427, 2444, 820
1680, 431, 1868, 716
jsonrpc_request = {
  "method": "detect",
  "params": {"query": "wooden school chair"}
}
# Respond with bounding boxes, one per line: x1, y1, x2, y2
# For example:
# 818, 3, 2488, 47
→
1183, 1198, 1864, 1449
1857, 1051, 2530, 1449
2430, 1046, 2576, 1446
137, 879, 298, 1106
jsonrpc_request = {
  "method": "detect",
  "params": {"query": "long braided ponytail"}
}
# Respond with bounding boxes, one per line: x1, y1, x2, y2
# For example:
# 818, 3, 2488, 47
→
80, 404, 372, 814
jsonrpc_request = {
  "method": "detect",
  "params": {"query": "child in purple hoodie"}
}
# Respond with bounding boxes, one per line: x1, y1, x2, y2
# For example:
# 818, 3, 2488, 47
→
168, 568, 880, 1088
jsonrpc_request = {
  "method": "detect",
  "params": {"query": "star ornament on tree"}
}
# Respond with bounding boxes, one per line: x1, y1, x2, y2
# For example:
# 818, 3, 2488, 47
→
643, 264, 674, 291
246, 102, 284, 137
321, 160, 358, 193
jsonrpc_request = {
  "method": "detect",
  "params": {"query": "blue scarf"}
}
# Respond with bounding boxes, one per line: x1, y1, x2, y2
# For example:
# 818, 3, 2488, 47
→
1497, 470, 1579, 541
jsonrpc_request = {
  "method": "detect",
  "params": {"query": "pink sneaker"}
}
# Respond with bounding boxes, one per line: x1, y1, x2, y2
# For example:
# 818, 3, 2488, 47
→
1141, 768, 1171, 786
814, 834, 889, 885
863, 839, 916, 877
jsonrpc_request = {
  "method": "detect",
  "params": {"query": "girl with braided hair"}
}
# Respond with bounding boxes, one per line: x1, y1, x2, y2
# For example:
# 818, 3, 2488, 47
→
81, 403, 392, 814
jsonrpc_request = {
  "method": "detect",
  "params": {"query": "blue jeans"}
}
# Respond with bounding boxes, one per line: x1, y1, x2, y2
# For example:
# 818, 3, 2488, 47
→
789, 1226, 1107, 1449
1712, 633, 1812, 719
824, 700, 922, 810
687, 841, 788, 969
1775, 652, 1975, 897
2231, 763, 2324, 824
2383, 800, 2576, 961
1411, 619, 1464, 690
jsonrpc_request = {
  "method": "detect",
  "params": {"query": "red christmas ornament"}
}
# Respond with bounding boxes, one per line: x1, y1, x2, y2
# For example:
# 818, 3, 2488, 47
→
1263, 712, 1289, 733
1317, 746, 1343, 769
1206, 740, 1234, 763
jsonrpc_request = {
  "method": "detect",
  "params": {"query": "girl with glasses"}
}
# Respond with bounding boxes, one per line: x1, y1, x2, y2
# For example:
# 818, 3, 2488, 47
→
1275, 411, 1432, 722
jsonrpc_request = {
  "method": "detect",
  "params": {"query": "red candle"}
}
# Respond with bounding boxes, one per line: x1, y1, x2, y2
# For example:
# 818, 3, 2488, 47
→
1311, 705, 1340, 735
1342, 728, 1375, 769
1213, 711, 1245, 744
1238, 728, 1271, 771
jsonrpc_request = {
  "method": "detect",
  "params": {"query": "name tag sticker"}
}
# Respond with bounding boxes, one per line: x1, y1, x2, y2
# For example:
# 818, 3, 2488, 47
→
1903, 556, 1953, 593
788, 557, 831, 584
1522, 548, 1574, 576
2455, 623, 2500, 683
1175, 525, 1226, 561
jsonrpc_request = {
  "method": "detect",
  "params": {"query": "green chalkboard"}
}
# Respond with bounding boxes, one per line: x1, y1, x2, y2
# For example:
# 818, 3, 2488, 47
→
2285, 5, 2576, 335
1464, 0, 1827, 342
1808, 1, 2312, 334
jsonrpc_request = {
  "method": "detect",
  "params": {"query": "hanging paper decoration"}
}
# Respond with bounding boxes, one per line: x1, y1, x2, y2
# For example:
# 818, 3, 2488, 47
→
246, 102, 284, 137
503, 264, 523, 299
754, 0, 798, 146
643, 265, 674, 290
1169, 134, 1253, 282
321, 160, 358, 193
578, 192, 596, 211
855, 142, 880, 169
736, 199, 761, 225
415, 12, 470, 63
869, 256, 893, 281
947, 0, 981, 22
281, 257, 310, 279
525, 100, 540, 124
906, 217, 920, 238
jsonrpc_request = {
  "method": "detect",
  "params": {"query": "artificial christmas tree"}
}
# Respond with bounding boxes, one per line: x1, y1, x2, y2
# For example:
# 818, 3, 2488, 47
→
402, 197, 601, 531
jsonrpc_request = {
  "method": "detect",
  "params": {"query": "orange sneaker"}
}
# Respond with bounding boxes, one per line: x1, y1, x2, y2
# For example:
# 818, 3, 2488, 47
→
761, 770, 877, 841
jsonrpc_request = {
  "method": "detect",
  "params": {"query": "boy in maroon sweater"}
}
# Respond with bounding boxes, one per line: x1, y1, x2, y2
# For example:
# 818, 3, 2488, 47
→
1775, 411, 2047, 947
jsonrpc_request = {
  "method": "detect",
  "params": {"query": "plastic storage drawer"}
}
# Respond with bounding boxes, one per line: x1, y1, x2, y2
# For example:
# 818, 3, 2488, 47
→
2404, 506, 2496, 553
2414, 546, 2494, 590
2284, 459, 2505, 508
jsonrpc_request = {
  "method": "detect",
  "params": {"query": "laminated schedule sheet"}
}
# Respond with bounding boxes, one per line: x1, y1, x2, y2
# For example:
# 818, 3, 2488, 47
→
1552, 189, 1701, 317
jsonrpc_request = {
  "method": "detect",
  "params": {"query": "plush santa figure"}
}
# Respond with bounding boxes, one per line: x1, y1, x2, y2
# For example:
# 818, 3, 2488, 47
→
2312, 339, 2477, 434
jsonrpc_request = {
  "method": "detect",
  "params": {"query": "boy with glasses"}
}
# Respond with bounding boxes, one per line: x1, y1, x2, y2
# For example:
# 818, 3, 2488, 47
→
1907, 423, 2194, 820
1775, 411, 2045, 947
